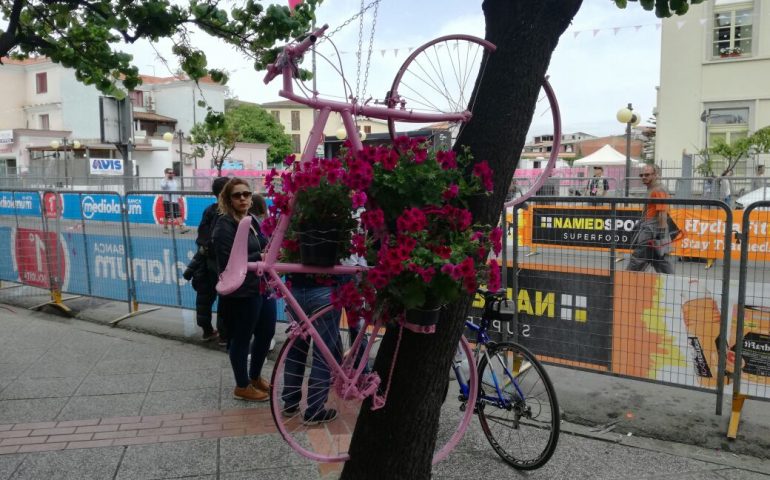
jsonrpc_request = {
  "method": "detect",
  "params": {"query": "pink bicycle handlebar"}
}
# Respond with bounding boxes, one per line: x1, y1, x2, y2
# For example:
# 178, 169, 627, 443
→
263, 24, 329, 84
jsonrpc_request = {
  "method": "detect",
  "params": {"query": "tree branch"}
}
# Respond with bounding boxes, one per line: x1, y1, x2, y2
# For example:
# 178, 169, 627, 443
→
0, 0, 26, 57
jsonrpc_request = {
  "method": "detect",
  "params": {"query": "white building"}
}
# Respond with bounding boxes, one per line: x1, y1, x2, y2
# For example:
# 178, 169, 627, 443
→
656, 0, 770, 175
0, 57, 234, 184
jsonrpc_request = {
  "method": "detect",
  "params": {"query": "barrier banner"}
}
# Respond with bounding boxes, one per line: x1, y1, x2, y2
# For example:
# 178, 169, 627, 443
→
530, 206, 641, 249
0, 226, 17, 281
0, 191, 41, 217
671, 209, 770, 261
12, 227, 68, 289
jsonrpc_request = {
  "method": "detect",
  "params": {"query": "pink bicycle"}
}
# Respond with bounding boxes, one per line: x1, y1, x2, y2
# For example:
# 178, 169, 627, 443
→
217, 23, 561, 464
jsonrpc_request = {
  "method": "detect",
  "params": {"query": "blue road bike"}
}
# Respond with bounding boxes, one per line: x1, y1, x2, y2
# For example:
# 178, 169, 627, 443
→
449, 289, 560, 469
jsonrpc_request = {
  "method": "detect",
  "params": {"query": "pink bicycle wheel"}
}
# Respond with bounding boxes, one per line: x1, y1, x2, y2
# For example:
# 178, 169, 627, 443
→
387, 35, 496, 149
270, 308, 477, 464
504, 77, 562, 207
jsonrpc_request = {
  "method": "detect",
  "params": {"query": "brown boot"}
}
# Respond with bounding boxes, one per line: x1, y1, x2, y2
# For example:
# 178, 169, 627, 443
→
233, 385, 268, 402
250, 377, 270, 392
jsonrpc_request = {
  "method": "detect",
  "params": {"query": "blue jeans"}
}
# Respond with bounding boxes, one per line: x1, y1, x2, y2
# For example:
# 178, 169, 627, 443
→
282, 286, 341, 415
222, 295, 270, 388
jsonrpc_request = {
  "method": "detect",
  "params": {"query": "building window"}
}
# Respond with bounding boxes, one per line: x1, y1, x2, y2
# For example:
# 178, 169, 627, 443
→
36, 72, 48, 94
0, 158, 17, 176
707, 106, 750, 173
291, 111, 300, 131
712, 1, 752, 58
129, 90, 144, 108
364, 125, 372, 134
291, 134, 301, 153
39, 114, 50, 130
271, 110, 280, 122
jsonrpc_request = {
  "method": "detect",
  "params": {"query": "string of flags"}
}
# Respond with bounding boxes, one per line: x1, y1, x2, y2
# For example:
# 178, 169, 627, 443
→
325, 13, 755, 58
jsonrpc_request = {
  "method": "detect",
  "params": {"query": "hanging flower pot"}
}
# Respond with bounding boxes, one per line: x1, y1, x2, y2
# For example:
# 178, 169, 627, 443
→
298, 226, 341, 267
404, 305, 442, 328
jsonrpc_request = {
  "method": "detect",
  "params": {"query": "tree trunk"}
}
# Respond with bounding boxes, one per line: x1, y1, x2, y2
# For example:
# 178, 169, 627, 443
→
340, 1, 581, 478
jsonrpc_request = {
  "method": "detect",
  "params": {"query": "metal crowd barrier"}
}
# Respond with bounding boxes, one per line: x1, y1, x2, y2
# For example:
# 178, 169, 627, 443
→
497, 196, 737, 417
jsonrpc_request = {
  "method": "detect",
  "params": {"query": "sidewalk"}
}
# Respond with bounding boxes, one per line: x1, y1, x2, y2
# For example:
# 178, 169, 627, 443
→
0, 296, 769, 479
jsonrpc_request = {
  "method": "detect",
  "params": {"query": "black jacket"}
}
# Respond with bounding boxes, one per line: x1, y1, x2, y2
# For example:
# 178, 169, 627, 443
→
212, 214, 267, 298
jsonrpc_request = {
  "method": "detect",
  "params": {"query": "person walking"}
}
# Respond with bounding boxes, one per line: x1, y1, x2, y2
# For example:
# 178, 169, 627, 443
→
628, 164, 675, 274
751, 165, 765, 193
585, 166, 609, 197
160, 168, 189, 234
213, 178, 271, 402
183, 176, 229, 342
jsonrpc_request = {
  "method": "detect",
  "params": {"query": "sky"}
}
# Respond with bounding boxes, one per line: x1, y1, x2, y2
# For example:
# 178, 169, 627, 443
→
122, 0, 666, 139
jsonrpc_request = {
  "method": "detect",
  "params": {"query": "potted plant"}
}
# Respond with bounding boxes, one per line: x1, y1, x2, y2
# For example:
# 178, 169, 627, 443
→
719, 47, 743, 58
264, 156, 357, 266
334, 138, 501, 328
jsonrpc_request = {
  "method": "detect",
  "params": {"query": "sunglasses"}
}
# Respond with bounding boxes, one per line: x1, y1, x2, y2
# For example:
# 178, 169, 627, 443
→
639, 173, 653, 178
230, 191, 252, 200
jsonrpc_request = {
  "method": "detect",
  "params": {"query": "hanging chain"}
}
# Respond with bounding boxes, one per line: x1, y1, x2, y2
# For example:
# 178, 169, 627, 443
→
360, 0, 378, 102
354, 0, 365, 103
317, 0, 382, 44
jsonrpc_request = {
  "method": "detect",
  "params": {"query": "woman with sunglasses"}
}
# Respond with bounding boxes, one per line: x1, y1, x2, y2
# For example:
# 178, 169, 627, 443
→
212, 178, 270, 401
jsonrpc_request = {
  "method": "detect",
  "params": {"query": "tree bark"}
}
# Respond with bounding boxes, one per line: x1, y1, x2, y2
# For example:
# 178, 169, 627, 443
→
340, 1, 581, 478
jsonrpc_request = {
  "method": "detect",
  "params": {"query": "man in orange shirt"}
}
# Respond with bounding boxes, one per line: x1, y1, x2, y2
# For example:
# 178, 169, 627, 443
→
628, 164, 674, 274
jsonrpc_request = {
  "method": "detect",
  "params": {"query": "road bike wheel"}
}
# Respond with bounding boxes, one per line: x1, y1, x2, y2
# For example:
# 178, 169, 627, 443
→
434, 336, 477, 464
269, 305, 377, 463
476, 341, 560, 470
386, 35, 496, 149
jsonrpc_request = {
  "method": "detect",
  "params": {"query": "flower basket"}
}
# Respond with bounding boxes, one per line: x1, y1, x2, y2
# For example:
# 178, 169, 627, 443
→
404, 306, 442, 327
298, 226, 342, 267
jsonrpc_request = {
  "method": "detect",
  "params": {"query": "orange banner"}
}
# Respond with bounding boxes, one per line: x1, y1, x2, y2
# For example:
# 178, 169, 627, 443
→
510, 205, 770, 262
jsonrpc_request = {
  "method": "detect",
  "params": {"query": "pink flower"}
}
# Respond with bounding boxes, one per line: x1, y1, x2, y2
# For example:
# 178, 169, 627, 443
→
412, 147, 428, 164
472, 161, 494, 192
284, 154, 296, 166
260, 216, 277, 237
352, 191, 367, 209
396, 208, 427, 233
344, 159, 374, 191
431, 245, 452, 259
361, 209, 385, 230
442, 184, 459, 201
488, 259, 501, 292
490, 227, 503, 256
350, 233, 367, 256
436, 150, 457, 170
282, 238, 299, 252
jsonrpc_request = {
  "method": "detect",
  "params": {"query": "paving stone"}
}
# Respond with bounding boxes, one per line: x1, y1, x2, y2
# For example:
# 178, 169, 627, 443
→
0, 398, 67, 424
219, 434, 313, 473
115, 439, 217, 480
148, 369, 221, 392
0, 377, 81, 400
140, 389, 220, 417
0, 454, 24, 480
8, 447, 123, 480
56, 394, 144, 422
75, 373, 153, 396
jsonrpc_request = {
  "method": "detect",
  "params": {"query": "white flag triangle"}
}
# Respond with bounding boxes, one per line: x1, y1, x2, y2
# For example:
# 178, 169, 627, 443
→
676, 20, 686, 29
381, 49, 386, 57
394, 49, 399, 57
634, 25, 642, 32
613, 27, 621, 35
593, 29, 600, 37
573, 31, 580, 38
656, 23, 661, 30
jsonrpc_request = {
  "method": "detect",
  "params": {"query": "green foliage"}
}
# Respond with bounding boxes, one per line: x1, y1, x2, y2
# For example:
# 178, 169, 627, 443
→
225, 102, 294, 165
613, 0, 704, 17
698, 126, 770, 176
190, 109, 238, 176
0, 0, 320, 95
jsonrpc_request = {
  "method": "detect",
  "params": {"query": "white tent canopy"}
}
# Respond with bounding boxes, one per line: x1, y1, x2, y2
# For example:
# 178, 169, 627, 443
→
573, 144, 642, 167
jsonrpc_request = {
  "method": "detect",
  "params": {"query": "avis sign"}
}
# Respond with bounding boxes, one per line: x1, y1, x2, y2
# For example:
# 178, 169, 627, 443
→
90, 158, 124, 176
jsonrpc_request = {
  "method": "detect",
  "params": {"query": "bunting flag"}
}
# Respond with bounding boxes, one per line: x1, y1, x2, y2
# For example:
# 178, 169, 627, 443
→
288, 0, 302, 10
325, 15, 759, 59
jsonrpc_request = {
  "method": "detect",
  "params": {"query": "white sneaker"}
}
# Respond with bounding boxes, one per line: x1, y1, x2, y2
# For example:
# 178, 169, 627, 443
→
269, 338, 276, 351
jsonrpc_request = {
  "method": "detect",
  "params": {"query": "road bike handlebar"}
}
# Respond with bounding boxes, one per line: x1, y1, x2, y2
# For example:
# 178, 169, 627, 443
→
263, 24, 329, 84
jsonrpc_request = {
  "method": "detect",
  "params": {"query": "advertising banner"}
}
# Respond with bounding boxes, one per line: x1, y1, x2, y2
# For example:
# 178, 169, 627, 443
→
0, 191, 42, 217
89, 157, 124, 175
0, 226, 17, 281
518, 205, 770, 262
530, 206, 641, 250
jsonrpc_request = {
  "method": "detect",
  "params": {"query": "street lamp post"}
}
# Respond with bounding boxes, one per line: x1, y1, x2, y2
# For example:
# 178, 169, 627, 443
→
50, 138, 81, 188
616, 103, 640, 196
